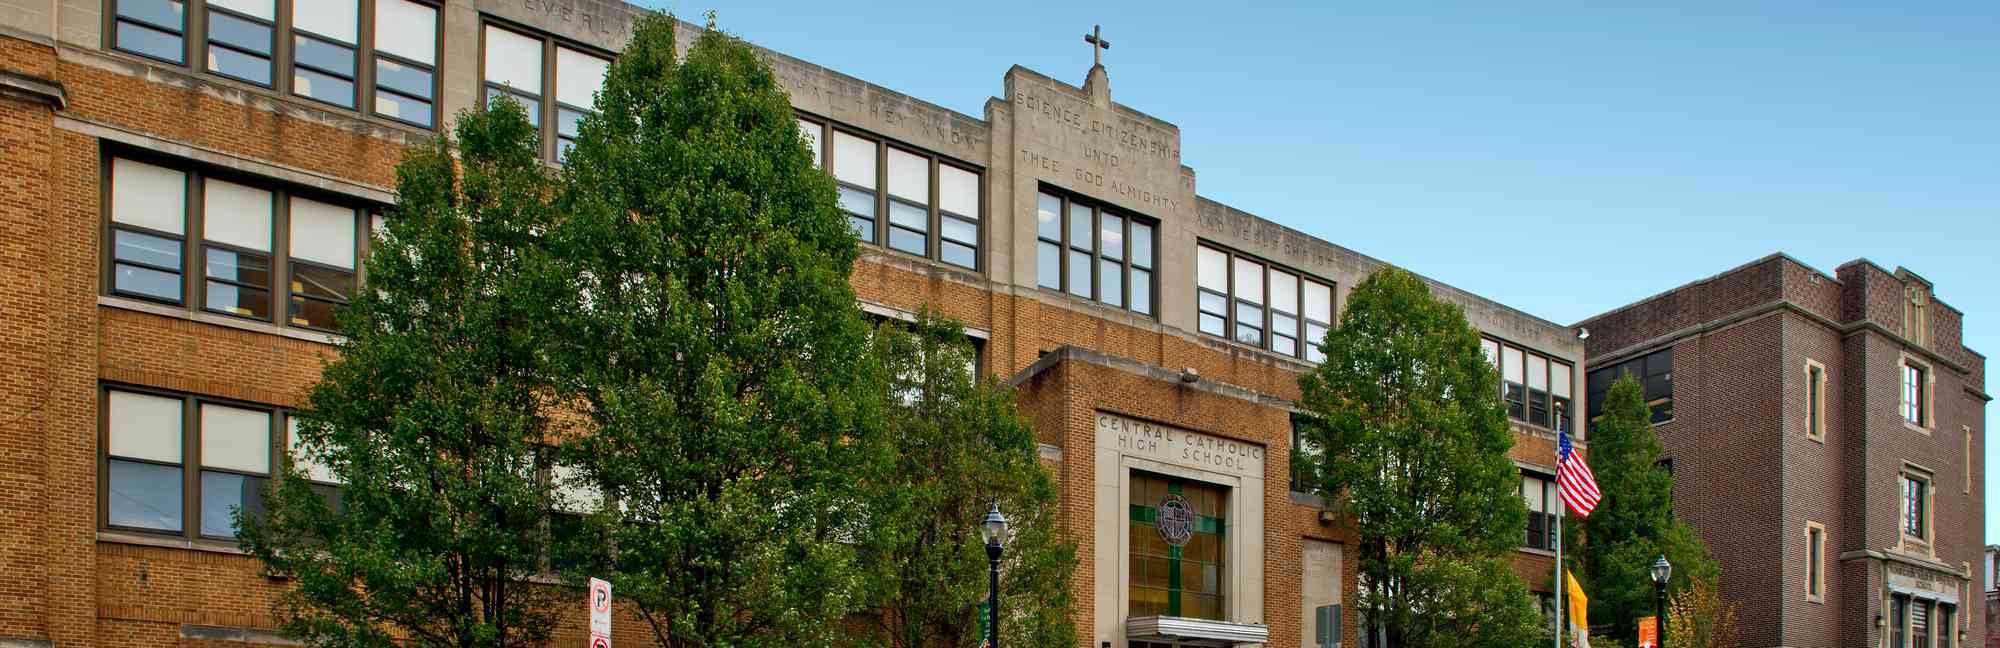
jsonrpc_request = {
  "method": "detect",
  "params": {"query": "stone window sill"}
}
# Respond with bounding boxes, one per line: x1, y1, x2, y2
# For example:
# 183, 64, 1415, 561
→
98, 530, 247, 555
100, 295, 343, 346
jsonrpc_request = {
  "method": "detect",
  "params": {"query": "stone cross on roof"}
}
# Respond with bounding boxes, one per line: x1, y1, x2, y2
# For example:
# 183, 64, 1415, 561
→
1084, 24, 1110, 66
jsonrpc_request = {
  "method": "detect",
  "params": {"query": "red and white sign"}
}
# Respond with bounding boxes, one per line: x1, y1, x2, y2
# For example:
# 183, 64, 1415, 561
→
589, 577, 612, 647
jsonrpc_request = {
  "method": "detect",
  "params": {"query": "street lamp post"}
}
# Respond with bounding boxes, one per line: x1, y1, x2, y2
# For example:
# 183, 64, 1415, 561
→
1650, 554, 1673, 648
980, 503, 1009, 648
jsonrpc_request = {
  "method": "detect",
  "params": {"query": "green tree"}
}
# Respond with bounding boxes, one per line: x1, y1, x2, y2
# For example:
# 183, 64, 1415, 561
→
1573, 375, 1718, 640
1295, 267, 1541, 647
544, 14, 888, 648
864, 312, 1077, 648
238, 96, 567, 648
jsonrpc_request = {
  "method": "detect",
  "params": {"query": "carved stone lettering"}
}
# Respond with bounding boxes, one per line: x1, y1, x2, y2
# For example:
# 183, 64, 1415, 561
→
1099, 413, 1264, 477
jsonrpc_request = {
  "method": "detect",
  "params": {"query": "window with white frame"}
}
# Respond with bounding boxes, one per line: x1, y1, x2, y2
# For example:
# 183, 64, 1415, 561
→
1195, 244, 1333, 360
105, 154, 369, 333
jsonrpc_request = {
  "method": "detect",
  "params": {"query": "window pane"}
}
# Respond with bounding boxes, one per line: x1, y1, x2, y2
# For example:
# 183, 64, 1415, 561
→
486, 87, 540, 126
888, 226, 925, 256
838, 185, 875, 217
207, 9, 271, 55
556, 107, 585, 139
1068, 202, 1092, 250
1130, 222, 1153, 268
117, 21, 185, 63
1272, 313, 1298, 348
108, 459, 183, 531
1270, 270, 1298, 314
941, 240, 976, 270
1235, 301, 1263, 345
1131, 268, 1152, 315
206, 280, 271, 318
1099, 258, 1123, 307
375, 0, 436, 64
291, 263, 355, 301
887, 148, 929, 203
1199, 290, 1227, 317
1233, 258, 1263, 305
289, 417, 339, 483
290, 197, 356, 269
1200, 313, 1226, 336
375, 57, 433, 99
115, 263, 182, 301
482, 25, 541, 93
1100, 213, 1124, 260
119, 0, 187, 27
1305, 280, 1333, 323
1036, 193, 1061, 240
112, 158, 187, 235
201, 403, 270, 473
939, 165, 978, 217
1197, 246, 1227, 292
375, 86, 433, 125
293, 65, 355, 106
109, 390, 183, 463
1273, 334, 1297, 356
290, 294, 343, 330
1037, 241, 1061, 289
1552, 361, 1572, 398
206, 45, 270, 84
205, 246, 271, 286
941, 214, 977, 245
1067, 250, 1091, 298
294, 34, 355, 77
833, 131, 876, 187
1482, 339, 1500, 368
798, 120, 823, 168
1306, 323, 1329, 362
887, 200, 926, 231
1503, 346, 1526, 418
848, 216, 874, 243
203, 179, 272, 250
115, 229, 183, 270
200, 470, 269, 537
556, 47, 609, 109
293, 0, 357, 42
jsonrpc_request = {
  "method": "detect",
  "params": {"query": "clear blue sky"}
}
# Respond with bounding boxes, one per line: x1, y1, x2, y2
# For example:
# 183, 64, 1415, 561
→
639, 1, 1999, 538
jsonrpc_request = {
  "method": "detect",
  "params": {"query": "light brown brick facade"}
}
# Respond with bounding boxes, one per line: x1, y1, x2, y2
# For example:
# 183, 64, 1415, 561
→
0, 2, 1581, 648
1579, 254, 1988, 648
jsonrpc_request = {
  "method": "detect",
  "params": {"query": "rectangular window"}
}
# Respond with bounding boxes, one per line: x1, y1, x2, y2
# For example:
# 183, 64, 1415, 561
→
1232, 257, 1264, 346
1913, 598, 1932, 648
553, 47, 609, 161
198, 403, 271, 538
1129, 472, 1227, 621
1527, 353, 1550, 427
1891, 595, 1908, 648
114, 0, 188, 64
1290, 412, 1322, 493
1903, 472, 1929, 540
1586, 348, 1674, 424
1196, 243, 1333, 361
798, 119, 824, 168
1502, 346, 1526, 420
1552, 360, 1573, 433
1903, 362, 1928, 427
291, 0, 359, 108
1806, 362, 1825, 441
288, 417, 345, 512
109, 158, 189, 304
886, 147, 930, 257
482, 24, 612, 161
1197, 246, 1228, 337
1522, 472, 1556, 550
202, 179, 275, 320
106, 389, 186, 532
288, 197, 357, 330
1938, 604, 1955, 648
482, 24, 543, 125
205, 0, 274, 86
1038, 189, 1154, 315
1805, 522, 1824, 602
938, 165, 980, 270
833, 131, 878, 243
1303, 280, 1332, 363
372, 0, 438, 127
1269, 269, 1299, 357
1488, 339, 1573, 429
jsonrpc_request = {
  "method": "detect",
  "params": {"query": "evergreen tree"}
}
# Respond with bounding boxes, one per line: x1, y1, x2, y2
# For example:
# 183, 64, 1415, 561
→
864, 312, 1077, 648
238, 97, 567, 648
1295, 267, 1541, 648
1573, 375, 1718, 639
544, 14, 887, 648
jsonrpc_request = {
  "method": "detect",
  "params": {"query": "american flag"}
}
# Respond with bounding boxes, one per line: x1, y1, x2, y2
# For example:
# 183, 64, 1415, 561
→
1558, 428, 1601, 517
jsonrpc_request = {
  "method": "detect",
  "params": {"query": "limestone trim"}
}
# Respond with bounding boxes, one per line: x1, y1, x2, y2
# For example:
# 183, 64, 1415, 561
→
1804, 358, 1827, 443
0, 68, 67, 109
55, 115, 397, 204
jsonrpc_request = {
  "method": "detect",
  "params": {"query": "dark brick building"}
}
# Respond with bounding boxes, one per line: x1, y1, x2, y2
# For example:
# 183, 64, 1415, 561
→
1578, 253, 1988, 648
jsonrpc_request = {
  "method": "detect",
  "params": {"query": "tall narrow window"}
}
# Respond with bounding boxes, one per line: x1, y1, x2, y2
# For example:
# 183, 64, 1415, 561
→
1065, 201, 1092, 300
1503, 346, 1526, 420
1938, 604, 1955, 648
1891, 596, 1908, 648
1036, 193, 1062, 289
1129, 222, 1154, 315
288, 197, 356, 331
798, 119, 824, 168
205, 0, 274, 85
1232, 257, 1264, 346
1522, 472, 1555, 550
202, 179, 275, 320
114, 0, 188, 64
1913, 598, 1932, 648
288, 416, 343, 510
833, 132, 877, 243
1903, 362, 1928, 427
482, 25, 543, 127
554, 47, 610, 161
106, 390, 185, 532
1528, 354, 1550, 427
291, 0, 360, 108
938, 165, 980, 270
1903, 472, 1929, 540
198, 403, 271, 538
1806, 362, 1825, 441
1304, 280, 1332, 363
1269, 270, 1299, 356
1196, 246, 1228, 337
885, 148, 930, 256
372, 0, 438, 127
1552, 361, 1573, 432
1097, 211, 1124, 308
109, 158, 189, 304
1805, 522, 1824, 602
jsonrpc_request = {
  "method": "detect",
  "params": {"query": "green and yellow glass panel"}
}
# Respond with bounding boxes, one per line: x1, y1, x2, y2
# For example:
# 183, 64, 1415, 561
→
1128, 472, 1226, 620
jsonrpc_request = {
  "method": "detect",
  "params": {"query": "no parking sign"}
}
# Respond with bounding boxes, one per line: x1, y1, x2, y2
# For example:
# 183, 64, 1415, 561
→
589, 578, 612, 647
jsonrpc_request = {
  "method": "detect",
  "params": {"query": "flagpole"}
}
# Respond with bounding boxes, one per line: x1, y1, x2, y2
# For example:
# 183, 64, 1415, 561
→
1555, 488, 1565, 648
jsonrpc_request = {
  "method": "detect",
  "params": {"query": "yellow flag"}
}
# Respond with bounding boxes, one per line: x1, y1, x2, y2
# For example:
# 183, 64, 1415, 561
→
1565, 570, 1590, 648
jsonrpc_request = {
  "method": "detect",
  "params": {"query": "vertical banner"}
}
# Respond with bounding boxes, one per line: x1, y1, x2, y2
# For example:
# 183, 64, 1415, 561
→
589, 577, 612, 648
1637, 616, 1657, 648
